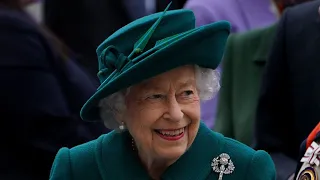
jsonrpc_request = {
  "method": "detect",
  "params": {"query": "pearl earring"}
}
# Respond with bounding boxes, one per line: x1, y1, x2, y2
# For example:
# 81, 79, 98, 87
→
119, 122, 125, 130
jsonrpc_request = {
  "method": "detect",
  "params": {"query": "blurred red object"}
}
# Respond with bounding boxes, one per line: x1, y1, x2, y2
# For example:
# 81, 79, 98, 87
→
306, 122, 320, 149
274, 0, 313, 13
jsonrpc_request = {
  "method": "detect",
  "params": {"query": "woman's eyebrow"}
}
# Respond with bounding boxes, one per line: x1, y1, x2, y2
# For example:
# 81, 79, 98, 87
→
139, 78, 195, 90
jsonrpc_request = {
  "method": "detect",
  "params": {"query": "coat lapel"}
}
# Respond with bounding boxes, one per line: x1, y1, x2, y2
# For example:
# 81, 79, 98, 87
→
162, 122, 225, 180
252, 23, 278, 64
97, 130, 150, 180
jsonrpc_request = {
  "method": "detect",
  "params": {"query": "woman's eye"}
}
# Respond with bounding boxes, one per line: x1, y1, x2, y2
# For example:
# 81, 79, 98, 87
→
148, 94, 164, 99
183, 90, 194, 96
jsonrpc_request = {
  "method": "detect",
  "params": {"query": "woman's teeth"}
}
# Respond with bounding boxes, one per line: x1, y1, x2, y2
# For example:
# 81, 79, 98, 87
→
156, 128, 184, 136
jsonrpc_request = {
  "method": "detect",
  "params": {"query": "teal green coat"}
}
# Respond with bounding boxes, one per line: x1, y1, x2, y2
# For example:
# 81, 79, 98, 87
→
49, 122, 275, 180
215, 24, 277, 146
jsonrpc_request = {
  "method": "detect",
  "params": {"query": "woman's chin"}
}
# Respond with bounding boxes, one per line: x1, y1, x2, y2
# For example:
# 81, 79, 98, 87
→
155, 145, 188, 161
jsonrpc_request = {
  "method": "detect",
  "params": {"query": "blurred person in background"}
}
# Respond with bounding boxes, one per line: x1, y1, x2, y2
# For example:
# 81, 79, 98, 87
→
214, 0, 312, 149
44, 0, 154, 78
254, 0, 319, 179
0, 0, 108, 179
183, 0, 278, 129
184, 0, 277, 32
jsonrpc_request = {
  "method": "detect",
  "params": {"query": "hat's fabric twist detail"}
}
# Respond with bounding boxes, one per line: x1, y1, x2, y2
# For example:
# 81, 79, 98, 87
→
97, 46, 130, 82
97, 2, 172, 84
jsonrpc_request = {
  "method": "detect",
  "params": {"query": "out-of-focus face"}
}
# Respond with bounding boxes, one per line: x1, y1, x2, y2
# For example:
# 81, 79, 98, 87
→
123, 65, 201, 164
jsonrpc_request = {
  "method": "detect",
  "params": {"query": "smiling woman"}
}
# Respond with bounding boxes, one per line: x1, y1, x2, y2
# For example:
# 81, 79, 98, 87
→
49, 3, 276, 180
122, 65, 201, 177
98, 65, 217, 178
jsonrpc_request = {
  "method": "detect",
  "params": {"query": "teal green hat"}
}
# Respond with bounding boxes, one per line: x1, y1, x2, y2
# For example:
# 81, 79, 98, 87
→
80, 3, 231, 121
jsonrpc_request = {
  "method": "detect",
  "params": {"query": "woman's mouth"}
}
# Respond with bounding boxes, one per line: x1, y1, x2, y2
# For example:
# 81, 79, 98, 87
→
154, 127, 185, 141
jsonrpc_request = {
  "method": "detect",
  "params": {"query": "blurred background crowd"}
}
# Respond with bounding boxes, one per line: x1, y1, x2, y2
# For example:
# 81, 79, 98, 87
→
0, 0, 319, 179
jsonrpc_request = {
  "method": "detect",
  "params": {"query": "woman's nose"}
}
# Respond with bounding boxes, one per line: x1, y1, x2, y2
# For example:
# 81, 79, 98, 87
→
163, 96, 184, 121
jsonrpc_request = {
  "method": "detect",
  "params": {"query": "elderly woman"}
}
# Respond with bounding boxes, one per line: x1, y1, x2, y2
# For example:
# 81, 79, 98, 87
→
50, 4, 276, 180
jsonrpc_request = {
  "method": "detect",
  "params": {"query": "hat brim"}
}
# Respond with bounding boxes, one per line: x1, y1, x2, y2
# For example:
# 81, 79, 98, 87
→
80, 21, 230, 121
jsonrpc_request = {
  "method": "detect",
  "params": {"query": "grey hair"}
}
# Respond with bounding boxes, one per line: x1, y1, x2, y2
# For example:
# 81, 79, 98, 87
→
98, 65, 220, 129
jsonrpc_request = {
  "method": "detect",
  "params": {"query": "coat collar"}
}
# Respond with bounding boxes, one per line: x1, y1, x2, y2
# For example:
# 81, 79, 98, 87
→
96, 122, 224, 180
252, 23, 278, 63
162, 122, 224, 179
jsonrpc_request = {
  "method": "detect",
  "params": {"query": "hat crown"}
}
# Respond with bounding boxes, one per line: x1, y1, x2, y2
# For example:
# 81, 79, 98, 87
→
96, 9, 196, 83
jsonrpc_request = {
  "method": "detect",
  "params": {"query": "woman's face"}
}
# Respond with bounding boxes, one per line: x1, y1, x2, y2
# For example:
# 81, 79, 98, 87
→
124, 65, 201, 163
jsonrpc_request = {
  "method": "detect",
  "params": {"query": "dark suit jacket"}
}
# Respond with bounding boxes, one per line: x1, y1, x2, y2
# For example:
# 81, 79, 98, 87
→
0, 7, 107, 180
255, 1, 320, 179
215, 24, 277, 146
